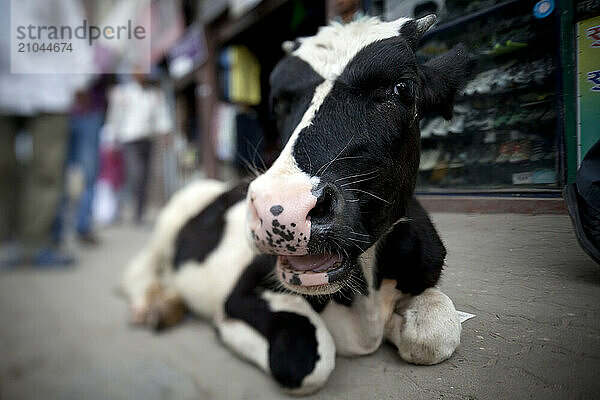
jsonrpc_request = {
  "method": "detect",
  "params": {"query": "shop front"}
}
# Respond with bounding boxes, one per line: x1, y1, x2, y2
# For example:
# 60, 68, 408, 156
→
194, 0, 590, 213
373, 0, 585, 212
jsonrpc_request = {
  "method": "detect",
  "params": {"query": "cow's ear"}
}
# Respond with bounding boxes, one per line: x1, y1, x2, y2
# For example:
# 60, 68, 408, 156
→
417, 44, 469, 120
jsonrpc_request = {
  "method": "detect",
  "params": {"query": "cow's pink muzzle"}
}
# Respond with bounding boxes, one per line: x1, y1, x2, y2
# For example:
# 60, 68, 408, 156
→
247, 176, 317, 255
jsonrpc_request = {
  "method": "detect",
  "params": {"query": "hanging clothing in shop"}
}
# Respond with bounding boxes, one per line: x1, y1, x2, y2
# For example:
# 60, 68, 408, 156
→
214, 102, 238, 161
218, 50, 231, 102
235, 108, 264, 174
219, 46, 261, 106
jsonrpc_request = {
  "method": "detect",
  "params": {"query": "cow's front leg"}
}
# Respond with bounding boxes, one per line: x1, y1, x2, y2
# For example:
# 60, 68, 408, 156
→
381, 280, 461, 365
319, 290, 385, 356
215, 255, 335, 395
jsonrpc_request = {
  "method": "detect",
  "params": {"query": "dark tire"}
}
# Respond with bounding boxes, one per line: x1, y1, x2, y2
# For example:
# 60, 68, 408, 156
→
564, 183, 600, 265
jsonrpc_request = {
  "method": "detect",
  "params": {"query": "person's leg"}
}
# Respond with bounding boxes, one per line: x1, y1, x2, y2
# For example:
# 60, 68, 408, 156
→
135, 138, 152, 223
0, 116, 19, 242
52, 115, 78, 243
20, 113, 73, 265
122, 141, 142, 222
73, 111, 103, 240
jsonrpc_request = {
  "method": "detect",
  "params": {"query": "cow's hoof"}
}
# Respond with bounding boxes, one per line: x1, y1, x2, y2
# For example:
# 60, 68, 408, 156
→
131, 282, 187, 331
392, 288, 461, 365
146, 300, 187, 331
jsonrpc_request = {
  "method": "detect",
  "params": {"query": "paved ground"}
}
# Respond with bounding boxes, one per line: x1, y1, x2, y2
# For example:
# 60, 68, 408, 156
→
1, 213, 599, 400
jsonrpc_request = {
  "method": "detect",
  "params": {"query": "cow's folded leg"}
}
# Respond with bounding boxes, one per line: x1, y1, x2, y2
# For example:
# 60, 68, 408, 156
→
215, 255, 336, 395
122, 248, 163, 325
382, 281, 461, 365
143, 281, 188, 331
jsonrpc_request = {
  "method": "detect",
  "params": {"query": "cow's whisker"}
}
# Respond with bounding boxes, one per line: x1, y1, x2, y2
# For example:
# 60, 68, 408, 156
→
237, 154, 263, 178
332, 155, 365, 162
331, 238, 349, 260
304, 148, 314, 176
335, 169, 378, 183
342, 226, 369, 237
340, 175, 379, 187
343, 188, 392, 204
316, 135, 355, 176
346, 237, 370, 244
348, 241, 366, 253
245, 136, 267, 173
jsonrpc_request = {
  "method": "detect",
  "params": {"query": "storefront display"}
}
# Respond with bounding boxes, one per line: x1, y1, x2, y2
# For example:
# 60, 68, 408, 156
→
412, 0, 561, 190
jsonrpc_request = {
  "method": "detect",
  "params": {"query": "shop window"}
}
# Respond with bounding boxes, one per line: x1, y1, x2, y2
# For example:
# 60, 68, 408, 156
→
386, 0, 562, 190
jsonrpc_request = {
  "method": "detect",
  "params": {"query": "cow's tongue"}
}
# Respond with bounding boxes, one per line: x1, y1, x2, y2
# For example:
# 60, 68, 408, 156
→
281, 254, 343, 273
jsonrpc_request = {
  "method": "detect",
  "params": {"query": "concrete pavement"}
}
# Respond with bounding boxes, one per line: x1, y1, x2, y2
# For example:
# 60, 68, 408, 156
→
1, 213, 599, 400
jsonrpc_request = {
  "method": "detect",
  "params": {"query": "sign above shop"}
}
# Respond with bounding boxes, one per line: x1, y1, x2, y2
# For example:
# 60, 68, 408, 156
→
576, 15, 600, 163
168, 24, 207, 79
229, 0, 263, 18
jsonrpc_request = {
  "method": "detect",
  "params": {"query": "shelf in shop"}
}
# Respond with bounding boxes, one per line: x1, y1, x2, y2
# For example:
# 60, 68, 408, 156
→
421, 0, 528, 42
456, 79, 556, 102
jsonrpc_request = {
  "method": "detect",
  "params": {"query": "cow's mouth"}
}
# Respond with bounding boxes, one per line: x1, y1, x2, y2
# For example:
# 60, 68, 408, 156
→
275, 253, 350, 294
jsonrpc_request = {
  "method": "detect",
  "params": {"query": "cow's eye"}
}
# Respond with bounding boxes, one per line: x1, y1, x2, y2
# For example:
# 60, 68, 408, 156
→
393, 82, 407, 95
392, 79, 417, 101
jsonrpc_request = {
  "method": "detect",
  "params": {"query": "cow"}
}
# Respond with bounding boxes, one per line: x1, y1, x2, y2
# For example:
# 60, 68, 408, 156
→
121, 15, 469, 395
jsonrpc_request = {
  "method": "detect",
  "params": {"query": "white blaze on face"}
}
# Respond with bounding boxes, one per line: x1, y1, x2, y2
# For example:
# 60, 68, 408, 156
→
270, 79, 334, 177
273, 17, 412, 176
293, 17, 411, 81
268, 17, 413, 175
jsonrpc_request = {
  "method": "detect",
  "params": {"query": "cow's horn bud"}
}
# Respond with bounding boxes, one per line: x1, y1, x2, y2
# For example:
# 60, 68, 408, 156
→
415, 14, 437, 39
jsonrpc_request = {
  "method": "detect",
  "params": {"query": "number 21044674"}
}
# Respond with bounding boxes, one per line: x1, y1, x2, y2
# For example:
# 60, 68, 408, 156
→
18, 42, 73, 52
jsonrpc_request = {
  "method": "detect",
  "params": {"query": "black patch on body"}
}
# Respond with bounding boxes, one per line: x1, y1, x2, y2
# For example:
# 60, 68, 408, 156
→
173, 182, 248, 268
223, 255, 320, 389
374, 197, 446, 295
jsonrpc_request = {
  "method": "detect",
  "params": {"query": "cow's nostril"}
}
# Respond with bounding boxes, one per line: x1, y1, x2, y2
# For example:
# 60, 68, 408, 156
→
308, 187, 335, 221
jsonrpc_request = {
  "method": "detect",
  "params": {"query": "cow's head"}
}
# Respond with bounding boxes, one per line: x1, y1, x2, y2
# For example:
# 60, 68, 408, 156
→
246, 16, 468, 295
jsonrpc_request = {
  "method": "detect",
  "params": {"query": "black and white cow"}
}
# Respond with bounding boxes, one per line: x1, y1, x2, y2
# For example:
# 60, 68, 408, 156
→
122, 15, 469, 395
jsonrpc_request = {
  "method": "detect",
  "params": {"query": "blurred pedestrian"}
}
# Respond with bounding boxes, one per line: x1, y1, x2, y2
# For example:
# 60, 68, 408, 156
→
0, 0, 91, 266
106, 69, 172, 224
53, 80, 107, 246
93, 129, 126, 226
333, 0, 364, 23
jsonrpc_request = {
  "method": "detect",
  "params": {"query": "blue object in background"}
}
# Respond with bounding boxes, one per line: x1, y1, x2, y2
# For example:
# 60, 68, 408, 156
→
533, 0, 554, 19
